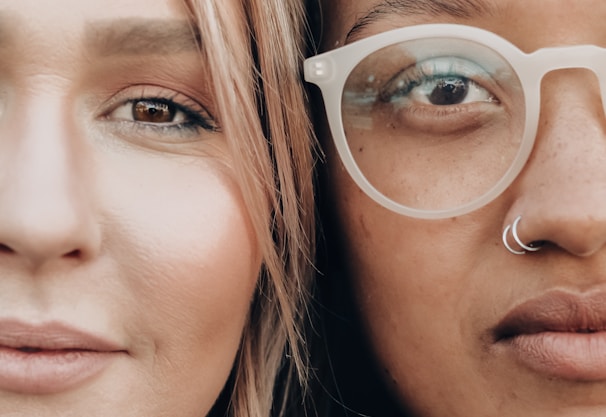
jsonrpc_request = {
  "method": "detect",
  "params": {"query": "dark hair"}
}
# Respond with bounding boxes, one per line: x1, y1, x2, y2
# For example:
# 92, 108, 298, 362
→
300, 3, 407, 415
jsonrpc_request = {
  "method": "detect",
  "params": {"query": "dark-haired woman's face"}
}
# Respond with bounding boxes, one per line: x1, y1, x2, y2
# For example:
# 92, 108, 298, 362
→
319, 1, 606, 416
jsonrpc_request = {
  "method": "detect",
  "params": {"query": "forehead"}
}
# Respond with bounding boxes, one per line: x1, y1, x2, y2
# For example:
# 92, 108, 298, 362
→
320, 0, 606, 52
0, 0, 207, 74
0, 0, 184, 22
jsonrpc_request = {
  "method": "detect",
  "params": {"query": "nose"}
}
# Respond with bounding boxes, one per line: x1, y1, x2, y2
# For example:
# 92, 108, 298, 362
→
0, 95, 100, 270
504, 70, 606, 257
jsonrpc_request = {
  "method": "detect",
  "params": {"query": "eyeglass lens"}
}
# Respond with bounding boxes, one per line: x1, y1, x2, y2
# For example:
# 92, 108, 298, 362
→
342, 37, 526, 211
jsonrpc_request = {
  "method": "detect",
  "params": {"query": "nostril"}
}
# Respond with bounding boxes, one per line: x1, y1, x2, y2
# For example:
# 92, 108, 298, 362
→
65, 249, 81, 258
0, 244, 13, 253
528, 240, 546, 249
0, 241, 84, 261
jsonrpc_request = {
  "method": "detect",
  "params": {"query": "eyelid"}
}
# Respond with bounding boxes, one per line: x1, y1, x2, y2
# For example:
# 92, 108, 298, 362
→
100, 84, 217, 127
379, 57, 492, 101
92, 84, 223, 151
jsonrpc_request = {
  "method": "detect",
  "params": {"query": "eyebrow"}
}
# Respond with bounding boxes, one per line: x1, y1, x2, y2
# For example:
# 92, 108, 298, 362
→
346, 0, 496, 42
86, 19, 201, 56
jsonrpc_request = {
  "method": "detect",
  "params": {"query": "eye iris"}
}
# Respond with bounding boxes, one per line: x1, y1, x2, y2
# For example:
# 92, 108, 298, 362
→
429, 77, 468, 105
133, 100, 175, 123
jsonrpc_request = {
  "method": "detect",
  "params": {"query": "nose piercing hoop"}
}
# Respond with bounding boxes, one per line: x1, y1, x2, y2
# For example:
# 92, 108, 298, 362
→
502, 215, 542, 255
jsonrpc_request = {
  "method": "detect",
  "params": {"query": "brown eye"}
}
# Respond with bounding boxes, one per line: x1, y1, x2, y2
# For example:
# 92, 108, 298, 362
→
378, 57, 496, 108
428, 78, 469, 105
105, 92, 218, 133
133, 100, 176, 123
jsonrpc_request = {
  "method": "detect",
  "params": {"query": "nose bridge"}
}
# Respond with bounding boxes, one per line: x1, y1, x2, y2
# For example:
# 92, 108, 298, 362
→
507, 52, 606, 256
531, 53, 605, 186
8, 93, 77, 201
532, 45, 606, 114
538, 65, 606, 194
0, 91, 99, 268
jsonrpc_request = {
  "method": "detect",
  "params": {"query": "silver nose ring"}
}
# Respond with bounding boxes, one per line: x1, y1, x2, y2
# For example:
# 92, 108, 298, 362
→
502, 215, 542, 255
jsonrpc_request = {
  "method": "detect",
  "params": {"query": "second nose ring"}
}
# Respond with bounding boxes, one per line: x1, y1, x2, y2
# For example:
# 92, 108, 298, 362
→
502, 215, 542, 255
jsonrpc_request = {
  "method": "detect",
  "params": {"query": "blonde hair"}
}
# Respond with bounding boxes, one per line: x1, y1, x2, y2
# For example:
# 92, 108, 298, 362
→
185, 1, 315, 416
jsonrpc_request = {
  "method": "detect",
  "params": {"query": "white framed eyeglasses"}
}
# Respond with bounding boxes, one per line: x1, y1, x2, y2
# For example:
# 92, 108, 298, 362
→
305, 24, 606, 219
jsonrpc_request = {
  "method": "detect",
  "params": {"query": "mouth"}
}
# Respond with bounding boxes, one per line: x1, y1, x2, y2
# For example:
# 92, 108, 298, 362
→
492, 290, 606, 381
0, 320, 126, 394
494, 292, 606, 340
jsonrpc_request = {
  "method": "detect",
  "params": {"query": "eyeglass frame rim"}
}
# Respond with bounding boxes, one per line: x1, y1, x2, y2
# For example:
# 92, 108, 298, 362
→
304, 23, 606, 219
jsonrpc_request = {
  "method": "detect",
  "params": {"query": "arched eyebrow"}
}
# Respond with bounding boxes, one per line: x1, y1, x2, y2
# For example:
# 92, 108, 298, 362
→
346, 0, 497, 42
86, 19, 201, 56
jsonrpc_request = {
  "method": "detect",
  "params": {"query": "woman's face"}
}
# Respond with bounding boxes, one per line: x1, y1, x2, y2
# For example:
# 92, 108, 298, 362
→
0, 0, 260, 415
320, 1, 606, 416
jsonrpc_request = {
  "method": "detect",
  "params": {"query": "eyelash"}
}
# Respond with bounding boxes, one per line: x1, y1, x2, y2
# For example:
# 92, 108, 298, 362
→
102, 88, 219, 140
379, 58, 495, 105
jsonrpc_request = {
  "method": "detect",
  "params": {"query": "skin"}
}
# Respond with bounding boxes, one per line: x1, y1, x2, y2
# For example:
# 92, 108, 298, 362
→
0, 0, 260, 416
319, 1, 606, 416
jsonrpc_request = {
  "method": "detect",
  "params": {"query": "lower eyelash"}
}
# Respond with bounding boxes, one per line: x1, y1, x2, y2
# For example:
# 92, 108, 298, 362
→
175, 104, 219, 132
123, 118, 208, 138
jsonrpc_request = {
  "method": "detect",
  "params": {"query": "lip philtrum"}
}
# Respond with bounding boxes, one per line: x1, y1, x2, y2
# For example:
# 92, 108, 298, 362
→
0, 320, 125, 394
493, 290, 606, 381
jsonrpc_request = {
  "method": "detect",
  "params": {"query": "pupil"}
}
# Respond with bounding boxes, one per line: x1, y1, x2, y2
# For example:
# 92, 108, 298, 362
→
429, 78, 468, 105
133, 100, 175, 123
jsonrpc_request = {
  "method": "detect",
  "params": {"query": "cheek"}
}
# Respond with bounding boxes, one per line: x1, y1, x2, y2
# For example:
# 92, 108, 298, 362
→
336, 186, 473, 346
100, 153, 261, 414
330, 164, 507, 415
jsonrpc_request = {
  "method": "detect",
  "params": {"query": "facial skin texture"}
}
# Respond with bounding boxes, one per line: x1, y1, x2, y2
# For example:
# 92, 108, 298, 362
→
319, 1, 606, 416
0, 0, 260, 416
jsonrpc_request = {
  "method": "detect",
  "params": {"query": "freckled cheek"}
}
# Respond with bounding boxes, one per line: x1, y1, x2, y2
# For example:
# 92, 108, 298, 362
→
339, 209, 478, 413
330, 168, 478, 365
328, 151, 506, 415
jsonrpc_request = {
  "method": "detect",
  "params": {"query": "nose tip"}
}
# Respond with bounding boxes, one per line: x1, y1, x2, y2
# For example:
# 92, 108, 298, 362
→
0, 184, 100, 269
0, 210, 97, 268
505, 173, 606, 258
539, 215, 606, 257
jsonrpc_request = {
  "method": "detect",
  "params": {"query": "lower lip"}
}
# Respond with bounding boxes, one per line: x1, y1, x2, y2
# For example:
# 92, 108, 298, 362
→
0, 346, 119, 394
502, 332, 606, 381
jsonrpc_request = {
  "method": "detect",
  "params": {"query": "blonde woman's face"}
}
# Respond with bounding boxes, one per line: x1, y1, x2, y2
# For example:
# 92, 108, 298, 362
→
0, 0, 260, 415
320, 0, 606, 416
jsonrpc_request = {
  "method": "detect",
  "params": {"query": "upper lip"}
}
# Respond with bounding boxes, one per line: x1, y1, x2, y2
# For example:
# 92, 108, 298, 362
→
0, 320, 123, 352
493, 290, 606, 342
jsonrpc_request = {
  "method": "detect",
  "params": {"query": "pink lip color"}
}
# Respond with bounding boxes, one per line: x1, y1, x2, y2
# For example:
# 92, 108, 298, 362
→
493, 290, 606, 381
0, 320, 125, 394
